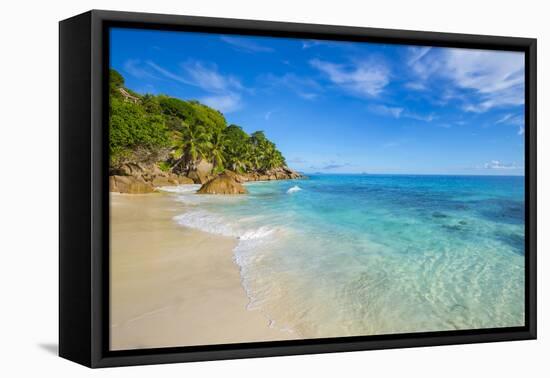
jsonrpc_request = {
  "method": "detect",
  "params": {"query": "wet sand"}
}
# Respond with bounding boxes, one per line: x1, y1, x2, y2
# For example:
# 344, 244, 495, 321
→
110, 192, 295, 350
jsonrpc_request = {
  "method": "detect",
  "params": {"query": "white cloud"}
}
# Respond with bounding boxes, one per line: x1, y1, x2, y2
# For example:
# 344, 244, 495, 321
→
404, 81, 427, 91
407, 47, 525, 113
147, 60, 243, 93
123, 59, 157, 79
146, 61, 189, 85
446, 49, 523, 97
368, 104, 403, 118
408, 46, 442, 81
496, 114, 514, 124
368, 104, 435, 122
146, 60, 245, 113
262, 73, 322, 100
496, 113, 523, 126
496, 113, 525, 135
181, 61, 244, 92
406, 112, 436, 122
200, 93, 242, 113
220, 36, 274, 53
483, 160, 521, 170
310, 58, 389, 97
302, 40, 322, 49
301, 40, 340, 49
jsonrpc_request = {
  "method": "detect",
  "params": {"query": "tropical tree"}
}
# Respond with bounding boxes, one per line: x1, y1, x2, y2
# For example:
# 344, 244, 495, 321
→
108, 70, 290, 174
222, 125, 250, 172
172, 121, 210, 172
209, 129, 225, 172
109, 96, 170, 166
109, 68, 124, 95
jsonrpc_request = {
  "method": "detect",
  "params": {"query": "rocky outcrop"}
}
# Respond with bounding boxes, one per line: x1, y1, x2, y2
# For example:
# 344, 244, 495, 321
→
176, 176, 194, 185
197, 173, 248, 195
187, 171, 213, 184
222, 170, 246, 183
186, 159, 214, 184
109, 161, 304, 194
109, 162, 195, 192
151, 176, 179, 187
109, 175, 155, 194
238, 166, 304, 182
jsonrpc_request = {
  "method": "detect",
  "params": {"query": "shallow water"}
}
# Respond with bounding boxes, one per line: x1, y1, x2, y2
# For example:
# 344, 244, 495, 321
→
170, 174, 525, 338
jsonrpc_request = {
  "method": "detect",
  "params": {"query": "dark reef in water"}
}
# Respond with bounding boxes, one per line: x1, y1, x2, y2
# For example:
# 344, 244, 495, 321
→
476, 199, 525, 225
494, 231, 525, 255
442, 224, 465, 232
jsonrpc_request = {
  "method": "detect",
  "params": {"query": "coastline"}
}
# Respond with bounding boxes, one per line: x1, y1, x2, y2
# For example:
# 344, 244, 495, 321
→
110, 191, 297, 350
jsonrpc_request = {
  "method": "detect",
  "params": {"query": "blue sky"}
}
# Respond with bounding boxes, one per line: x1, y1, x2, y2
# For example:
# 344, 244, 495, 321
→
110, 28, 525, 175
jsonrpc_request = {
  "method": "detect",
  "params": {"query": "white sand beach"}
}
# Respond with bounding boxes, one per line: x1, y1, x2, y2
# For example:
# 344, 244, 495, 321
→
110, 192, 296, 350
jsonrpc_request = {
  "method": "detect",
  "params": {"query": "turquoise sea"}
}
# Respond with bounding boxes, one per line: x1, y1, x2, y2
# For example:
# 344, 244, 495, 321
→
168, 174, 525, 338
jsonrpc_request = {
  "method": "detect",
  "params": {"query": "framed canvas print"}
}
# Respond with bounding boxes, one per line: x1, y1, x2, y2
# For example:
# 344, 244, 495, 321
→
59, 10, 537, 368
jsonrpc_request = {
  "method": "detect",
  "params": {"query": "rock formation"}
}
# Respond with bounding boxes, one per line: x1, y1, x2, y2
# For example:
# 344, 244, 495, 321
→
109, 161, 304, 194
109, 175, 155, 194
197, 173, 248, 195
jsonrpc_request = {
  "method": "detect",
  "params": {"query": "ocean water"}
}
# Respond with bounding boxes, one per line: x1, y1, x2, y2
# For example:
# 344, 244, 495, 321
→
168, 174, 525, 338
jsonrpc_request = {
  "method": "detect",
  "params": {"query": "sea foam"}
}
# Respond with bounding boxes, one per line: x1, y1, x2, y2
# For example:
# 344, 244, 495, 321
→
174, 209, 235, 237
157, 184, 201, 193
173, 209, 276, 241
287, 185, 302, 194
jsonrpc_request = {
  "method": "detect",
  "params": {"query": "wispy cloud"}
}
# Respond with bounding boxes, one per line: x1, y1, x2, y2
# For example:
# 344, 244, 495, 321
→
482, 160, 522, 170
322, 163, 349, 170
182, 61, 244, 92
496, 113, 525, 135
496, 113, 524, 126
146, 61, 189, 85
407, 46, 441, 81
406, 112, 436, 122
123, 59, 158, 80
368, 104, 435, 122
147, 60, 245, 113
382, 138, 412, 149
288, 157, 307, 164
262, 73, 322, 100
404, 81, 427, 91
446, 49, 524, 112
310, 59, 389, 97
301, 40, 344, 49
220, 36, 274, 53
308, 160, 352, 171
264, 110, 276, 120
407, 47, 525, 113
368, 104, 403, 118
302, 40, 323, 49
408, 47, 432, 67
201, 93, 242, 113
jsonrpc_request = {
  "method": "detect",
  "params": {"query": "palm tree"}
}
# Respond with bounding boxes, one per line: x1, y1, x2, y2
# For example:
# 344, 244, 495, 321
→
223, 144, 244, 172
209, 129, 225, 172
172, 121, 210, 172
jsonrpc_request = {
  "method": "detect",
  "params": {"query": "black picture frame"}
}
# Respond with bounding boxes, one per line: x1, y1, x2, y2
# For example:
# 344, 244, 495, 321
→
59, 9, 537, 368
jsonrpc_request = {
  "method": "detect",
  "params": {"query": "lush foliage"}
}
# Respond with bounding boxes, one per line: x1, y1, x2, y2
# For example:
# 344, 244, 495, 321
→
109, 69, 287, 173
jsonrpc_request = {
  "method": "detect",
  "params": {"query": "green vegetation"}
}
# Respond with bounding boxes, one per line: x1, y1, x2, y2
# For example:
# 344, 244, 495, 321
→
109, 69, 287, 173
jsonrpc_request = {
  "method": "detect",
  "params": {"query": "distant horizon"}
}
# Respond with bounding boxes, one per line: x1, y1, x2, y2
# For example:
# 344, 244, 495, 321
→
295, 170, 526, 177
111, 28, 525, 176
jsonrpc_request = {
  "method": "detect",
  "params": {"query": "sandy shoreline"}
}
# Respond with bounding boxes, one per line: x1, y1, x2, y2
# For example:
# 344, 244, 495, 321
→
110, 191, 296, 350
